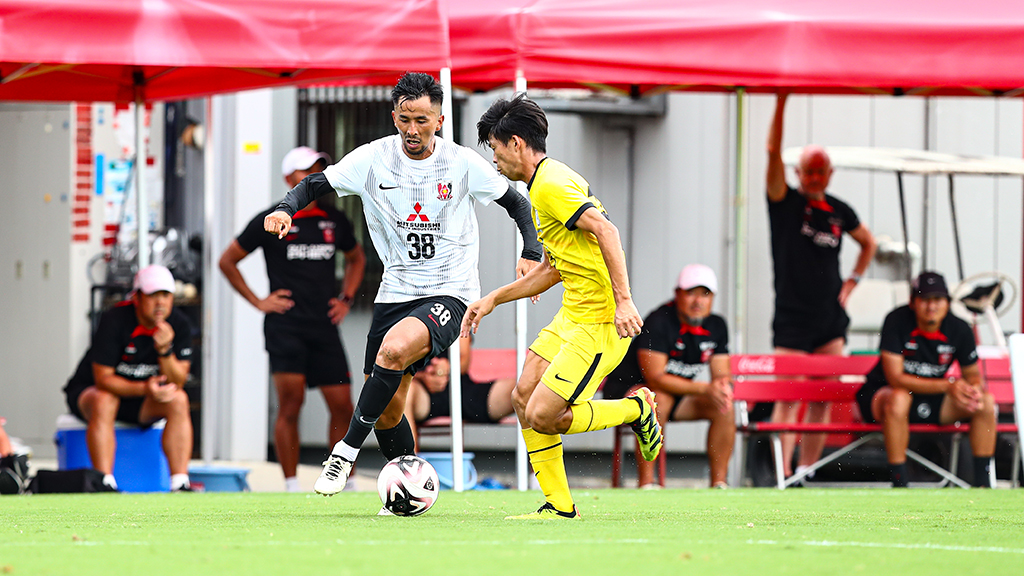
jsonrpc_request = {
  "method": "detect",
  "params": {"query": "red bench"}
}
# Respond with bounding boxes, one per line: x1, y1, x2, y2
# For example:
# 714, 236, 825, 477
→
731, 354, 1019, 489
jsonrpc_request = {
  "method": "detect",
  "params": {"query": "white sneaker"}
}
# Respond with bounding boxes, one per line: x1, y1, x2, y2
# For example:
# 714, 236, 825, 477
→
376, 507, 393, 516
314, 455, 353, 496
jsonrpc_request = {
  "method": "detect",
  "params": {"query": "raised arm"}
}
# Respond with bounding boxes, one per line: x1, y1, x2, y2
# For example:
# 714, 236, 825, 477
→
461, 253, 562, 337
574, 207, 643, 338
766, 93, 790, 203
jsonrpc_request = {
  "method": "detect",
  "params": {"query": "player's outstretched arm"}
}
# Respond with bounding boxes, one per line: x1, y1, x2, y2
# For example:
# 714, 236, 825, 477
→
265, 172, 337, 238
574, 207, 643, 338
461, 256, 561, 337
494, 187, 543, 277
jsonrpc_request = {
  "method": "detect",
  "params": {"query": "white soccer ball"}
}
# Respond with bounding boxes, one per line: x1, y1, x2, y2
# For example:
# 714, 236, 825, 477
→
377, 455, 439, 516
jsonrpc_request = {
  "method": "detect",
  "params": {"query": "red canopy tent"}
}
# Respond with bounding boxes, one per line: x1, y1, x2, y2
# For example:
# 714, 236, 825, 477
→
451, 0, 1024, 96
0, 0, 450, 102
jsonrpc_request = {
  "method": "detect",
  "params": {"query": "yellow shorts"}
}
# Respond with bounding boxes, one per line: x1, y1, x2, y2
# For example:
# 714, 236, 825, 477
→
529, 308, 630, 404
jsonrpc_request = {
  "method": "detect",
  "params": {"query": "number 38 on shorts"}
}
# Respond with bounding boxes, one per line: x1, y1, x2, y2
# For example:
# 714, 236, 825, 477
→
429, 302, 451, 326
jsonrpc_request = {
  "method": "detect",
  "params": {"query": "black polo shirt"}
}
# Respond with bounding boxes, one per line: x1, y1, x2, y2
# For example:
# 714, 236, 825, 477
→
237, 204, 358, 325
64, 301, 195, 398
604, 302, 729, 399
768, 186, 861, 317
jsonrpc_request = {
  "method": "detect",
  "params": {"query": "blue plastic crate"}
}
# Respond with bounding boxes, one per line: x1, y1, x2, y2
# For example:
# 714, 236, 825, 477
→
54, 414, 170, 493
187, 466, 251, 492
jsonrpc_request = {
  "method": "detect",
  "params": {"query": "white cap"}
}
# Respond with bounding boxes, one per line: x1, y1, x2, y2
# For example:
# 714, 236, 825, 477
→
677, 264, 718, 293
133, 265, 175, 295
281, 146, 330, 177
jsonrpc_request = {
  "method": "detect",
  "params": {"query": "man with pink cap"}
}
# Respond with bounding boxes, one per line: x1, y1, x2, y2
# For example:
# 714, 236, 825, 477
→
605, 264, 734, 488
63, 265, 195, 491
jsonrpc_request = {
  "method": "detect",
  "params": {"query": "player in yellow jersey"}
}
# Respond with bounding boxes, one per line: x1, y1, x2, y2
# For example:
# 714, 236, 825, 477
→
464, 94, 662, 519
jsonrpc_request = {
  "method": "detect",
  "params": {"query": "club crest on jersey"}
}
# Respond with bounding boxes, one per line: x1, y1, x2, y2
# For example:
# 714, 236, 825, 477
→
436, 182, 453, 200
323, 228, 334, 243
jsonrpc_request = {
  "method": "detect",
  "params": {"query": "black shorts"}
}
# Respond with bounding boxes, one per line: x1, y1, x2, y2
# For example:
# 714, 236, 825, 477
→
856, 379, 944, 425
426, 378, 498, 423
264, 318, 352, 387
66, 387, 152, 427
364, 295, 468, 376
772, 305, 849, 352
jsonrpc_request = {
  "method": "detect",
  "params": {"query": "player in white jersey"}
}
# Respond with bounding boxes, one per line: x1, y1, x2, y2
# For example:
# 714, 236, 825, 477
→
265, 73, 542, 498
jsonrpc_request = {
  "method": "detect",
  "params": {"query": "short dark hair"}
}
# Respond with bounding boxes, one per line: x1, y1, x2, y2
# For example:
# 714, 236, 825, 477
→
477, 93, 547, 153
392, 72, 444, 108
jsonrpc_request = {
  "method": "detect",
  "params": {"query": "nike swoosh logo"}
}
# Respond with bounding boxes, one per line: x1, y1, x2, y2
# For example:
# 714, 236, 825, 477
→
378, 184, 399, 190
358, 416, 375, 425
553, 374, 573, 383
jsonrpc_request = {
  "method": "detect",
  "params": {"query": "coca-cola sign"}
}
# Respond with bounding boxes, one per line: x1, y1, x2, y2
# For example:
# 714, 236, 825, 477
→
736, 356, 776, 374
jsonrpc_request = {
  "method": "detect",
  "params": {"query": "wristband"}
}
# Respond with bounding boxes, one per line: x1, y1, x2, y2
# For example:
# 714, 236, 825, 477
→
340, 294, 355, 306
158, 347, 174, 357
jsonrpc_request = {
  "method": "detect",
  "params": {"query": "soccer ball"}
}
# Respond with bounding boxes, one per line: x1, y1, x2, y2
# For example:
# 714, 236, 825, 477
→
377, 455, 439, 516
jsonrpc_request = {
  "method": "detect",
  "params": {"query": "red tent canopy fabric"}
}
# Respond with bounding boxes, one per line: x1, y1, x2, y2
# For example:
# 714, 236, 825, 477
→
0, 0, 450, 102
452, 0, 1024, 96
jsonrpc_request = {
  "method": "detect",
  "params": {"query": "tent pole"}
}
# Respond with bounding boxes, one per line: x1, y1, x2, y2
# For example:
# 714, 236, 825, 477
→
134, 72, 149, 268
514, 71, 529, 492
948, 174, 965, 283
897, 171, 912, 283
438, 66, 465, 492
733, 88, 747, 355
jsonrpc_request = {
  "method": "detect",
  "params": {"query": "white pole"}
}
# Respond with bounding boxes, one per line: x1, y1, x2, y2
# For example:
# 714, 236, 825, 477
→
135, 93, 149, 268
439, 67, 466, 492
514, 72, 530, 492
727, 88, 748, 487
201, 96, 218, 462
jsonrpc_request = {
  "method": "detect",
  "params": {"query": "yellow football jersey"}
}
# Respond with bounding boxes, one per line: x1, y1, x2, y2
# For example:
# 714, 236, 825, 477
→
528, 158, 618, 323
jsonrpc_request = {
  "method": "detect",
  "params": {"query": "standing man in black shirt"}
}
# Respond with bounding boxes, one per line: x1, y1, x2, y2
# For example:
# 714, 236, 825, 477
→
766, 93, 877, 482
856, 272, 995, 487
64, 265, 195, 492
220, 146, 366, 492
605, 264, 734, 488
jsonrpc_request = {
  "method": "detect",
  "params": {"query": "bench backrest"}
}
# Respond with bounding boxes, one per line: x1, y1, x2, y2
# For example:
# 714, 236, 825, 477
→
467, 348, 518, 383
730, 354, 1014, 406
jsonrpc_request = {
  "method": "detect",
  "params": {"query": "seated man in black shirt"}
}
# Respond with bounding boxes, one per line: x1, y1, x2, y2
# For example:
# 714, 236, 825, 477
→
403, 337, 516, 450
856, 271, 996, 487
64, 265, 195, 492
605, 265, 734, 488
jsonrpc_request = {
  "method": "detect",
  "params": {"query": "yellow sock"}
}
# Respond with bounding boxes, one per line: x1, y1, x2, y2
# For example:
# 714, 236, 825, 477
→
522, 428, 574, 513
566, 399, 641, 435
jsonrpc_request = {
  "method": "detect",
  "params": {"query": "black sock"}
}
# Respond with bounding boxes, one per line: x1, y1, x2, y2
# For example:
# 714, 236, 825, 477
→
376, 416, 416, 461
889, 462, 908, 487
342, 364, 405, 449
972, 457, 992, 488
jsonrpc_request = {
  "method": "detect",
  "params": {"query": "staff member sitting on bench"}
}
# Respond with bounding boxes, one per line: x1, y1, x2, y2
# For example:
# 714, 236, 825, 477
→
855, 271, 996, 488
604, 264, 734, 488
63, 265, 195, 492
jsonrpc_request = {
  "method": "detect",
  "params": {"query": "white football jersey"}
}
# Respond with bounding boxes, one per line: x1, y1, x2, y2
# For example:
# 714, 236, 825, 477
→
323, 135, 508, 304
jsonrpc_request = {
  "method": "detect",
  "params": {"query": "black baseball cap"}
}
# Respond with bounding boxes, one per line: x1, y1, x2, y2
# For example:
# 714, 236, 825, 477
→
911, 271, 949, 299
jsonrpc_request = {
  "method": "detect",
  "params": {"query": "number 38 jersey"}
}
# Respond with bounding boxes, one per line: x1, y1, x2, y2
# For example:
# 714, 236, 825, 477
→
323, 135, 508, 304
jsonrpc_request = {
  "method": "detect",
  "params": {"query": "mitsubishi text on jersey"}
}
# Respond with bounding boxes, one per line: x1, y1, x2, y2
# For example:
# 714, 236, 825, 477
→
323, 135, 508, 304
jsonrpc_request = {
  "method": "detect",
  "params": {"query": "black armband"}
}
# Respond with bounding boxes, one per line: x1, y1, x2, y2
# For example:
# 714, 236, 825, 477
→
495, 186, 543, 261
157, 347, 174, 358
274, 172, 334, 216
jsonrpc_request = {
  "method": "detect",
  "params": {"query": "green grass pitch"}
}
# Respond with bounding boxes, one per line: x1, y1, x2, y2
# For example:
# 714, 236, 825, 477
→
2, 489, 1022, 576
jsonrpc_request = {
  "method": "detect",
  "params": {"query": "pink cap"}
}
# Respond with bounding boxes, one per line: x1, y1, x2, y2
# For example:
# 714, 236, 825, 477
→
677, 264, 718, 293
281, 146, 330, 177
133, 265, 175, 295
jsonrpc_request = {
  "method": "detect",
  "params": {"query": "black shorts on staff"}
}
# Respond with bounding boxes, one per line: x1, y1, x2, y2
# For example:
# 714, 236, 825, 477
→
264, 318, 352, 387
427, 377, 500, 423
855, 377, 945, 425
772, 304, 849, 352
364, 295, 468, 376
66, 389, 152, 428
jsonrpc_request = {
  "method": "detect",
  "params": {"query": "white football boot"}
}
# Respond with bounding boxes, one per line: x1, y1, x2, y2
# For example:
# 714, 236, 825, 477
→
314, 454, 353, 496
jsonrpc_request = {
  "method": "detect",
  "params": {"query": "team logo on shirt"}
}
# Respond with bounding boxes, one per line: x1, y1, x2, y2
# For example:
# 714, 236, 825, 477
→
436, 182, 453, 200
407, 203, 430, 222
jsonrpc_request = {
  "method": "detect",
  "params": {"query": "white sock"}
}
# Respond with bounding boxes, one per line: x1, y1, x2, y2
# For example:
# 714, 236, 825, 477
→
284, 477, 301, 492
170, 474, 190, 490
331, 441, 359, 462
102, 473, 118, 490
795, 465, 814, 480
